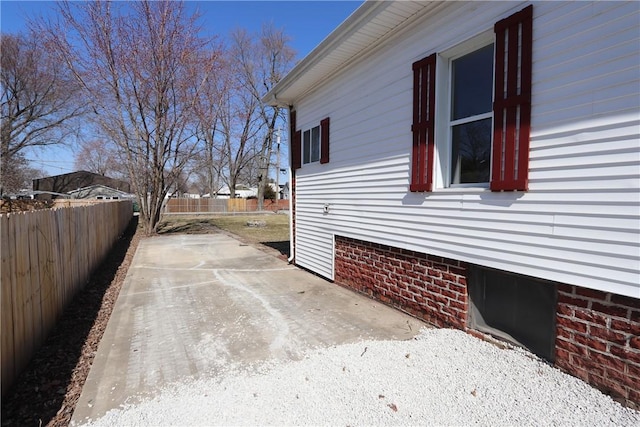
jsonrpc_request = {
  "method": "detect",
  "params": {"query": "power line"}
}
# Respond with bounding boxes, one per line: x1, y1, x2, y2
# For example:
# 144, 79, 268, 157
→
24, 158, 75, 173
25, 158, 74, 165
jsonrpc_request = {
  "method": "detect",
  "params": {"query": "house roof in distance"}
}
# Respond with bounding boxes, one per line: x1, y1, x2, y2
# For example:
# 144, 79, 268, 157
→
67, 184, 133, 197
33, 170, 131, 195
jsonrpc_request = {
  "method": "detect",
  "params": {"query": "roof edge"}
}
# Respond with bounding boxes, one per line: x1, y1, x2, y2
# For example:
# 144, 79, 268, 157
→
262, 0, 390, 107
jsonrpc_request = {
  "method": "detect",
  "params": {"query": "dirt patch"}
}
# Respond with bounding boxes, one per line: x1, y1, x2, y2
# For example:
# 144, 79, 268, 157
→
156, 218, 220, 234
158, 214, 291, 260
0, 218, 141, 427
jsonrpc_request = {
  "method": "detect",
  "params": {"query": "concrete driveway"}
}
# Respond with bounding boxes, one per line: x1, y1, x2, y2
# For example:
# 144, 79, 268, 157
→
71, 232, 425, 425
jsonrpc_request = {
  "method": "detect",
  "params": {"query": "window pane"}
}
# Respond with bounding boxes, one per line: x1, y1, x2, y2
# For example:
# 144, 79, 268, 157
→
303, 130, 311, 164
450, 118, 492, 184
311, 126, 320, 162
451, 44, 494, 120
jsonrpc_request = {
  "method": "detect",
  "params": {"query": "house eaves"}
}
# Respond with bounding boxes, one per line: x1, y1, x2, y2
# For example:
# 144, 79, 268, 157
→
263, 0, 437, 107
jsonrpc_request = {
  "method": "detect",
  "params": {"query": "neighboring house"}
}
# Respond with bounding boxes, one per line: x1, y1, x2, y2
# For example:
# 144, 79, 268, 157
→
264, 1, 640, 405
67, 184, 134, 200
204, 184, 286, 200
278, 183, 289, 200
33, 171, 131, 199
183, 193, 202, 199
214, 185, 258, 199
170, 184, 203, 199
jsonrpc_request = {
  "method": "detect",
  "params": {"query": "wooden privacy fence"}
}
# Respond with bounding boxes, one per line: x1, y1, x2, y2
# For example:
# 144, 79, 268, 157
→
164, 198, 289, 214
1, 200, 133, 396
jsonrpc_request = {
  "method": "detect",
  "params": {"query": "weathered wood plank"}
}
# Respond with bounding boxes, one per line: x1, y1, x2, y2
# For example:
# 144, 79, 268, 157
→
1, 214, 16, 395
28, 210, 43, 350
13, 213, 32, 377
38, 210, 55, 339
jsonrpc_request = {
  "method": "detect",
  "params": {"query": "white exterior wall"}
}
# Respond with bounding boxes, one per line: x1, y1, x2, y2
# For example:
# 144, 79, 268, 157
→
293, 1, 640, 298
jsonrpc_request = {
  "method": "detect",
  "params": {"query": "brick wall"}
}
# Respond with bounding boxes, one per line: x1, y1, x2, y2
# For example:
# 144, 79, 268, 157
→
334, 236, 468, 329
333, 235, 640, 407
556, 285, 640, 406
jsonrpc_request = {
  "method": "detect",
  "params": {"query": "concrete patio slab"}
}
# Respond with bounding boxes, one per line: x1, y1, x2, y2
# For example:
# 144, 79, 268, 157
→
71, 233, 425, 425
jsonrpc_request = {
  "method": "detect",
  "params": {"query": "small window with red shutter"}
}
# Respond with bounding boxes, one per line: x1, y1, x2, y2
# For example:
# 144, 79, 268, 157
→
300, 116, 330, 166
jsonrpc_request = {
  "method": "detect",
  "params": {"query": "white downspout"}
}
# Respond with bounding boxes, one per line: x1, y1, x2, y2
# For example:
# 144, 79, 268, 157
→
287, 165, 294, 264
287, 108, 295, 264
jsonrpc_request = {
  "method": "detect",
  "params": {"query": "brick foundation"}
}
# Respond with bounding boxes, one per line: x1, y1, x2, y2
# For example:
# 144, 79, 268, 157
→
333, 235, 640, 407
334, 236, 468, 329
556, 285, 640, 406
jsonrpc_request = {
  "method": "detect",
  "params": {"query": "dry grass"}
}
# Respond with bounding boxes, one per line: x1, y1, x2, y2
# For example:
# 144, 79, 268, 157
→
209, 214, 290, 243
157, 214, 291, 257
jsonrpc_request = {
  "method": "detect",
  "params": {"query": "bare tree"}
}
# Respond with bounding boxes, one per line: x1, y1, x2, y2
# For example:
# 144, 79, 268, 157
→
189, 24, 294, 203
190, 149, 226, 196
0, 31, 84, 195
217, 82, 263, 198
0, 151, 45, 193
237, 144, 261, 187
192, 52, 228, 197
44, 0, 220, 233
230, 24, 295, 209
193, 43, 264, 200
74, 139, 123, 178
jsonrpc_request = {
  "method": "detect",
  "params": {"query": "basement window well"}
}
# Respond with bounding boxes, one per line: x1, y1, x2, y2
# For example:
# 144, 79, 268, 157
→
468, 265, 557, 361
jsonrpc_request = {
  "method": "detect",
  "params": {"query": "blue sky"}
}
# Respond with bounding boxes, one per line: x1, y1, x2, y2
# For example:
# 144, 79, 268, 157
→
0, 0, 363, 176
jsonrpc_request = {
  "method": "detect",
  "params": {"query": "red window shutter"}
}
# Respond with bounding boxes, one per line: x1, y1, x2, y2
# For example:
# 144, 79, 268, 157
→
491, 5, 533, 191
320, 117, 330, 164
410, 53, 436, 192
290, 109, 301, 170
289, 109, 296, 136
292, 130, 301, 170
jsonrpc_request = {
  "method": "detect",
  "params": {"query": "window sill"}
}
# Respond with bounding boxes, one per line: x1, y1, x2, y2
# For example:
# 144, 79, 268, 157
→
433, 185, 490, 194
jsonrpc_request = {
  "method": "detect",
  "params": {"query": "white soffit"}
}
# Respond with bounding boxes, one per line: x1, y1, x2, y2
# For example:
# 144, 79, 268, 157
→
263, 1, 436, 106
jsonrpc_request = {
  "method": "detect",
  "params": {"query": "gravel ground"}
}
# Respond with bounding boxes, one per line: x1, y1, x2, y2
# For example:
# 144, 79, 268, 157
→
81, 328, 639, 427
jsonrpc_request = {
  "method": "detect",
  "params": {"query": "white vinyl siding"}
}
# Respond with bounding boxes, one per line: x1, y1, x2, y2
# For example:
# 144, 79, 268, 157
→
292, 1, 640, 298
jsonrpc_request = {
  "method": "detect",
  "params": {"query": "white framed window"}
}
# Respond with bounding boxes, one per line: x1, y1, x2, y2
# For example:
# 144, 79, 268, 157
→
437, 31, 494, 189
303, 125, 320, 164
293, 116, 330, 169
